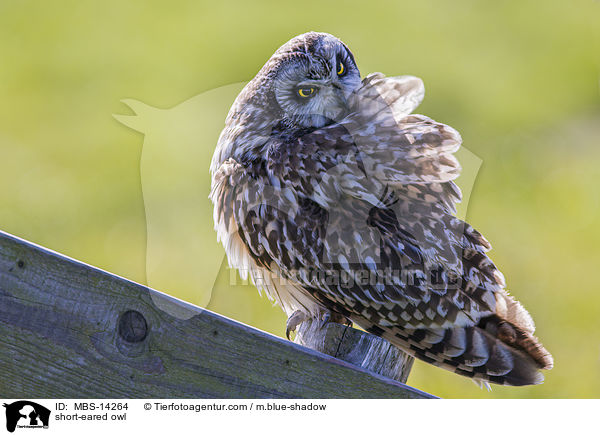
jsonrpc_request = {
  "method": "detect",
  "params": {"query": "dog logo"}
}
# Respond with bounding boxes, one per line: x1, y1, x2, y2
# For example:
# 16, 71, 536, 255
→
3, 401, 50, 433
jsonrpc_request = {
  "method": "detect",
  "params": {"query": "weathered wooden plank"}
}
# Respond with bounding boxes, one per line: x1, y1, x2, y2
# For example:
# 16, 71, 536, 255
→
0, 230, 434, 398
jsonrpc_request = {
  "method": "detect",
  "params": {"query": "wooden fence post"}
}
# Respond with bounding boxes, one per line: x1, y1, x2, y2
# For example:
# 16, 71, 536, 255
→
295, 320, 414, 384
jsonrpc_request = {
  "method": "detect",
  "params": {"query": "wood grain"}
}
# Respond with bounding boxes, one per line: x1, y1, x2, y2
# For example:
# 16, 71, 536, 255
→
295, 319, 414, 384
0, 230, 434, 398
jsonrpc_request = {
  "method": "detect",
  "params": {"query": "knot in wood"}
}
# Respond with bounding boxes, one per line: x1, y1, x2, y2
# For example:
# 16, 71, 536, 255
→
118, 310, 148, 343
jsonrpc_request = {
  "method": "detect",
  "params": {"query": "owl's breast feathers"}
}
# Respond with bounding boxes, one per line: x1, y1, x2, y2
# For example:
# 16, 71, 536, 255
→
210, 73, 553, 386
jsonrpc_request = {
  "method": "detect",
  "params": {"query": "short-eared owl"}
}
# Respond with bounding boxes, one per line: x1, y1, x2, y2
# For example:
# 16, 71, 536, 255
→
210, 32, 552, 386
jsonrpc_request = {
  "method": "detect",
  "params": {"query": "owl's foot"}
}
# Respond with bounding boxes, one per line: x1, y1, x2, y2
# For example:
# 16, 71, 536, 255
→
286, 310, 308, 340
287, 310, 353, 339
319, 311, 353, 329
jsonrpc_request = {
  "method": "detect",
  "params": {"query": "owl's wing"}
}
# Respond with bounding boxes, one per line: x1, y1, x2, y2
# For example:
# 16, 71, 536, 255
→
354, 73, 426, 121
218, 138, 551, 386
347, 73, 462, 189
264, 111, 496, 322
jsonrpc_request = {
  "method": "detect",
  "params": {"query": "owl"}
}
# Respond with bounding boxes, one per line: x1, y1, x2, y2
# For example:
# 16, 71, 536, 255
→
210, 32, 553, 386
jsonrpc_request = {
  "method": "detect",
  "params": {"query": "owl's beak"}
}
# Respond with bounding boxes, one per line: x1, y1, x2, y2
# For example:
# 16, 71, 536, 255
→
323, 85, 349, 122
330, 82, 349, 111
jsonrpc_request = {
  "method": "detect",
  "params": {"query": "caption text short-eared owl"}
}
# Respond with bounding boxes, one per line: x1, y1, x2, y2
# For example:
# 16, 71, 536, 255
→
210, 32, 553, 386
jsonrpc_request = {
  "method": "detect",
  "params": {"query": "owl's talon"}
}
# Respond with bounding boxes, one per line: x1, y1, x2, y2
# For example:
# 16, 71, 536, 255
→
319, 312, 331, 329
286, 310, 307, 340
319, 311, 352, 329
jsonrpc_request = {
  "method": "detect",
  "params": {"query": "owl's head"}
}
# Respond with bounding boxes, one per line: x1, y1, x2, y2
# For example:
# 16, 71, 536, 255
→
213, 33, 362, 172
269, 32, 361, 129
257, 32, 362, 129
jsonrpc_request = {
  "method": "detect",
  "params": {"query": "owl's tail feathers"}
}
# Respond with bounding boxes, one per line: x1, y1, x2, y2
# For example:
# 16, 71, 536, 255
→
487, 292, 554, 371
371, 316, 553, 387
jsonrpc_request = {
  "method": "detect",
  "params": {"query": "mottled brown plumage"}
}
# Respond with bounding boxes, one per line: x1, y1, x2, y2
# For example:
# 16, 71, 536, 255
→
210, 32, 553, 386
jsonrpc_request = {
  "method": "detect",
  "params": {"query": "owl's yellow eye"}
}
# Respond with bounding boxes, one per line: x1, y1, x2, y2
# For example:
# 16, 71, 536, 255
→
337, 60, 346, 76
297, 87, 315, 98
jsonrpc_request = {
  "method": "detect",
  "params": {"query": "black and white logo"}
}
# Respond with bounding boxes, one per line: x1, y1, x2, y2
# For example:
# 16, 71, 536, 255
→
3, 401, 50, 433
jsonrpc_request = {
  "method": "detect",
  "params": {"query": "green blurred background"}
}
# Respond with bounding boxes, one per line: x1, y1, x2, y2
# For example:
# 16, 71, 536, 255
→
1, 0, 598, 398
